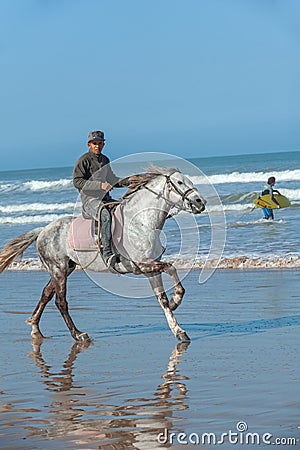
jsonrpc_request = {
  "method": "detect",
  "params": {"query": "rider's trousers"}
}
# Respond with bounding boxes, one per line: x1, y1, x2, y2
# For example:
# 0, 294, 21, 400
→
82, 197, 113, 261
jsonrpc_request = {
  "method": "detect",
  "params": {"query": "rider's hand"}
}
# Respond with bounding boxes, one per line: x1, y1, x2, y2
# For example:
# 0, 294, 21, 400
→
101, 182, 113, 191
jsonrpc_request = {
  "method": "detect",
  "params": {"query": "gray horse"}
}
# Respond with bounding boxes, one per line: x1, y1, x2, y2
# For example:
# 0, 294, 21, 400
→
0, 167, 205, 342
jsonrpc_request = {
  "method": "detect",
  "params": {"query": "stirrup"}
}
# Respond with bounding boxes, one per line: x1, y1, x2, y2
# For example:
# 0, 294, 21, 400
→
106, 254, 118, 269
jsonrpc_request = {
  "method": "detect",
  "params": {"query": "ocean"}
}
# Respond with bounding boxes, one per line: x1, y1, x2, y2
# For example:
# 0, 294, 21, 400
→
1, 153, 300, 448
1, 150, 300, 269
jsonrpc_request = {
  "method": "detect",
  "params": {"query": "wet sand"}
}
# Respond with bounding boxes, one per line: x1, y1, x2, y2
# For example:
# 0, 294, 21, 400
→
0, 269, 299, 449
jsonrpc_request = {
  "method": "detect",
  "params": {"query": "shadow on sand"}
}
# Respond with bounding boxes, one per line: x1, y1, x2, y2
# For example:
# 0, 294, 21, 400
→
188, 315, 300, 340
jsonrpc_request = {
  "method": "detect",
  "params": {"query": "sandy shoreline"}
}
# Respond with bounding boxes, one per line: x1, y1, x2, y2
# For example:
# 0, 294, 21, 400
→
0, 268, 299, 449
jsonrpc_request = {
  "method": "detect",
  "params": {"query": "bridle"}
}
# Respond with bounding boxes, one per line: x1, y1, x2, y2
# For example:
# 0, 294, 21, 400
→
143, 172, 202, 215
165, 174, 199, 202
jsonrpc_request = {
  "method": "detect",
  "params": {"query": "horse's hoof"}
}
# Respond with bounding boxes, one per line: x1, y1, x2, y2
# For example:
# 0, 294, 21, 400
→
77, 332, 90, 342
176, 331, 191, 342
169, 299, 179, 311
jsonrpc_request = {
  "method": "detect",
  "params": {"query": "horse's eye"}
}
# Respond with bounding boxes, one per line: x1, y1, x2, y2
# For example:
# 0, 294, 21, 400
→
178, 181, 183, 185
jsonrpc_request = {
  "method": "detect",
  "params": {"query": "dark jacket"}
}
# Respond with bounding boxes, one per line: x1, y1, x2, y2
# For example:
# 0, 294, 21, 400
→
73, 151, 120, 202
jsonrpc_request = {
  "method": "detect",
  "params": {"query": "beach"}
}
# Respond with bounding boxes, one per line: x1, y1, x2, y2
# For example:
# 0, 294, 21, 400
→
0, 268, 299, 449
2, 0, 300, 445
0, 151, 300, 448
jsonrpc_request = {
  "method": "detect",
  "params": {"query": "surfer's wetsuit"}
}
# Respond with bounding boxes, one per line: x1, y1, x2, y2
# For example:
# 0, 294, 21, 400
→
261, 183, 280, 220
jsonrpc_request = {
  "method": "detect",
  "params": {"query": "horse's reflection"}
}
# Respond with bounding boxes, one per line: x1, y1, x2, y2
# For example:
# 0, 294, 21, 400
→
28, 338, 190, 449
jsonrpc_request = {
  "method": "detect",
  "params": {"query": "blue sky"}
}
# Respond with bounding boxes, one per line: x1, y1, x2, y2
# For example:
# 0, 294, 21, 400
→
1, 0, 300, 170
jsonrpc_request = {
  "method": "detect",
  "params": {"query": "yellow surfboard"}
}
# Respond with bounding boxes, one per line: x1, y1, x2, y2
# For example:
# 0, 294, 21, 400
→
254, 194, 291, 209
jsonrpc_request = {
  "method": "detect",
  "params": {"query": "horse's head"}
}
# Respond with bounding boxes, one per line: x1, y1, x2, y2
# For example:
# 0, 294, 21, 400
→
121, 167, 206, 214
165, 169, 206, 214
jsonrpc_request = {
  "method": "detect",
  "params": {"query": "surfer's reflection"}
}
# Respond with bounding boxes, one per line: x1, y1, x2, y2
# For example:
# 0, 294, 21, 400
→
28, 338, 190, 449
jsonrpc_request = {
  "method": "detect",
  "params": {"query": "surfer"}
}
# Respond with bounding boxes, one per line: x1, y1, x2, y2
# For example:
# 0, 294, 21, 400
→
261, 176, 281, 220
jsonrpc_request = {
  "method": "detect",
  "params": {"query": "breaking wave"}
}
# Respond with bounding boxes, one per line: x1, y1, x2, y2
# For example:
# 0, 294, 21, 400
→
1, 171, 300, 194
190, 169, 300, 185
0, 178, 72, 193
23, 179, 73, 191
0, 214, 67, 224
6, 255, 300, 271
0, 202, 76, 213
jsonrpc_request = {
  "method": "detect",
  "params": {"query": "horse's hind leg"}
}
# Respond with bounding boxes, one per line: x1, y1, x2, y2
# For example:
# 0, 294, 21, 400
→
26, 278, 56, 339
26, 266, 77, 340
52, 268, 90, 342
146, 272, 190, 342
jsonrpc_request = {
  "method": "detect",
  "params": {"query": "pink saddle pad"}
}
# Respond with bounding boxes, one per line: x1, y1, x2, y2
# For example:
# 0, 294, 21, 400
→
68, 215, 98, 251
68, 206, 124, 252
111, 204, 123, 249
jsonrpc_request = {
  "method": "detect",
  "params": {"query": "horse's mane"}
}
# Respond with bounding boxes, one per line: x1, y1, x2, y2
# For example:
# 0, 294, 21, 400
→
121, 165, 178, 199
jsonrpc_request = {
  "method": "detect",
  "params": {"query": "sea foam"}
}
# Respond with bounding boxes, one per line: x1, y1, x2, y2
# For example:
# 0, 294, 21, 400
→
6, 255, 300, 271
0, 214, 68, 224
0, 202, 76, 213
190, 169, 300, 185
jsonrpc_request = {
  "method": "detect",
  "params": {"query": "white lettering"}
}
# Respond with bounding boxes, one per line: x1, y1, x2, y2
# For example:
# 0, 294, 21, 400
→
157, 428, 168, 444
177, 432, 187, 444
169, 432, 176, 444
262, 432, 272, 444
202, 432, 217, 445
157, 426, 298, 447
189, 432, 200, 445
217, 432, 228, 444
228, 430, 238, 444
245, 432, 260, 444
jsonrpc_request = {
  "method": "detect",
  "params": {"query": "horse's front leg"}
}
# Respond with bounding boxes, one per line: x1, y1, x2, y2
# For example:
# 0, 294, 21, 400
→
146, 272, 190, 342
137, 260, 185, 311
162, 264, 185, 311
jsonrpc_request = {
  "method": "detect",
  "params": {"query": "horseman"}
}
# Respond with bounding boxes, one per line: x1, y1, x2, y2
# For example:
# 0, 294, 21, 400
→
73, 130, 129, 269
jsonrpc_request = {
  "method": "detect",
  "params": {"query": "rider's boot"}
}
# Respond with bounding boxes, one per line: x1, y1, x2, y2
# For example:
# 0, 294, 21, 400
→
100, 208, 118, 269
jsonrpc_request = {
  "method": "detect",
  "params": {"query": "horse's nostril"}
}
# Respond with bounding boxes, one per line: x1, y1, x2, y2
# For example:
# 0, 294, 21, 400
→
196, 199, 201, 203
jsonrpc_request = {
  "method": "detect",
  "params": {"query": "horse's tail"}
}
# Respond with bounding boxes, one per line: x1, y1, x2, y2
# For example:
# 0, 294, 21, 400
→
0, 227, 44, 273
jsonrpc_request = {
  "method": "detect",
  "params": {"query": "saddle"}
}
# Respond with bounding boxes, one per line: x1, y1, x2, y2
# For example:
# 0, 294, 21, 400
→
68, 203, 123, 253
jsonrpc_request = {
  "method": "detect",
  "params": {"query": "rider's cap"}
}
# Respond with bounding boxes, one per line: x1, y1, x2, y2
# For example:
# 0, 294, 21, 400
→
88, 130, 105, 142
